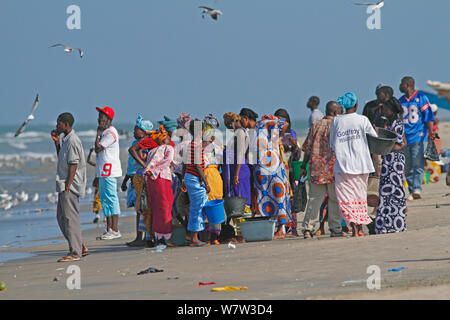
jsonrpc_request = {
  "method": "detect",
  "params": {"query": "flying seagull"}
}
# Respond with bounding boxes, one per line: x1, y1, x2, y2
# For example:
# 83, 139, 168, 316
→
50, 44, 84, 58
15, 94, 39, 137
354, 0, 385, 10
199, 6, 223, 20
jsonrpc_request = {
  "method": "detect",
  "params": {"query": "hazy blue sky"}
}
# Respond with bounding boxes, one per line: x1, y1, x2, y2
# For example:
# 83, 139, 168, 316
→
1, 0, 449, 125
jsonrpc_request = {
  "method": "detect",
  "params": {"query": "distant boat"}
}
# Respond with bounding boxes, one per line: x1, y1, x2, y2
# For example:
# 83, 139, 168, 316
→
419, 80, 450, 111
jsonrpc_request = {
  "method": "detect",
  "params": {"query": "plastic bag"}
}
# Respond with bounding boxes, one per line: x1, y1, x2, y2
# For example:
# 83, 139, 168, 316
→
424, 140, 440, 162
292, 178, 307, 213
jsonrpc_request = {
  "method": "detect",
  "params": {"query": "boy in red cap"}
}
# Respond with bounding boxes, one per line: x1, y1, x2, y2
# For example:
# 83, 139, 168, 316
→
95, 106, 123, 240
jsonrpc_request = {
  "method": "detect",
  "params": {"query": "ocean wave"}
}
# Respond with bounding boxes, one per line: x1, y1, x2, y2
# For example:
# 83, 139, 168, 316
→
0, 152, 57, 162
3, 131, 48, 139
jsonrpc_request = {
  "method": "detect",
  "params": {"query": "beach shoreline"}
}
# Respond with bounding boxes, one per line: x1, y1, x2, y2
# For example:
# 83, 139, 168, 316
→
0, 171, 449, 300
0, 121, 449, 300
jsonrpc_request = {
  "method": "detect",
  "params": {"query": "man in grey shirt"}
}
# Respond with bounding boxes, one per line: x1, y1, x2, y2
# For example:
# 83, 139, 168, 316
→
51, 113, 87, 262
307, 96, 324, 128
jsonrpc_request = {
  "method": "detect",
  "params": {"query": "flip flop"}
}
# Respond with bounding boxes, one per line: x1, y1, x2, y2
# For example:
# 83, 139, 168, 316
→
57, 256, 81, 263
189, 242, 208, 247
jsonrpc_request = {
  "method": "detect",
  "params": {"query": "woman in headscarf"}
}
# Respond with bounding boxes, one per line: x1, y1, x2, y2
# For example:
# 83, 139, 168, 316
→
222, 112, 252, 209
144, 126, 175, 247
274, 108, 300, 235
125, 115, 154, 247
375, 97, 407, 234
330, 92, 378, 237
250, 113, 293, 239
203, 114, 224, 244
182, 120, 210, 246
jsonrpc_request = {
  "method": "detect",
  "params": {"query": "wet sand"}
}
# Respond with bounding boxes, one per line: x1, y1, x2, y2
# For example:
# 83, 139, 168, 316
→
0, 124, 449, 300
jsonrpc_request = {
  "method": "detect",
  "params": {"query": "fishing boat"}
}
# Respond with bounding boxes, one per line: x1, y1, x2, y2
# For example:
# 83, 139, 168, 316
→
419, 80, 450, 110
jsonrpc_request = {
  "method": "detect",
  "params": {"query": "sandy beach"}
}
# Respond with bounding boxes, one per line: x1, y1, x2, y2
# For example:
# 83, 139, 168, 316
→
0, 123, 449, 300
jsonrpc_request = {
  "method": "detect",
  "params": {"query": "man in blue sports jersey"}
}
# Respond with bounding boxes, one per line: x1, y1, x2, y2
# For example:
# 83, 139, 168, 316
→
399, 76, 435, 200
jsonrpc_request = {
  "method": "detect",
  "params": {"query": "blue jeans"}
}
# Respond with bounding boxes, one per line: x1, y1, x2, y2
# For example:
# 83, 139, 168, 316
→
404, 141, 425, 194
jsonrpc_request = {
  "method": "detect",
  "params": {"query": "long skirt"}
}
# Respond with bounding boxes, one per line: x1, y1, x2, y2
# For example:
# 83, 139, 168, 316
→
335, 172, 372, 225
147, 177, 174, 239
253, 163, 292, 227
205, 165, 223, 201
185, 173, 208, 232
222, 147, 252, 206
204, 165, 223, 235
375, 152, 407, 234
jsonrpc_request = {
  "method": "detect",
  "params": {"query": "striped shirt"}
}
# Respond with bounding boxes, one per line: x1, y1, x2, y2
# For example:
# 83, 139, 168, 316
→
185, 141, 205, 177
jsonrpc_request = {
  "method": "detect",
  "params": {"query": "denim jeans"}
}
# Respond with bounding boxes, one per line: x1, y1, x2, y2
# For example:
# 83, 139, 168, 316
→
404, 141, 425, 194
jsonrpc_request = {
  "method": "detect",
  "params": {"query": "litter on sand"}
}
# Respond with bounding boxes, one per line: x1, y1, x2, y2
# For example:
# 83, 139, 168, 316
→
137, 267, 164, 275
388, 267, 408, 272
211, 286, 248, 292
198, 282, 216, 287
228, 243, 236, 249
0, 281, 7, 292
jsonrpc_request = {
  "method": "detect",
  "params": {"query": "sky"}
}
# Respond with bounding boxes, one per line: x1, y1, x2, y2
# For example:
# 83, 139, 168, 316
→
1, 0, 449, 125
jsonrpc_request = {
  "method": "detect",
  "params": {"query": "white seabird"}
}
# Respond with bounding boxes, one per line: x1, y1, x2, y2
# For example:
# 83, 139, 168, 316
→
199, 6, 223, 20
14, 94, 39, 138
31, 193, 39, 202
50, 44, 84, 58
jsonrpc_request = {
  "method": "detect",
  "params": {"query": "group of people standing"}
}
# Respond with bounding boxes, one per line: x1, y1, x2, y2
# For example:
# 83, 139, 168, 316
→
51, 75, 437, 262
301, 76, 436, 239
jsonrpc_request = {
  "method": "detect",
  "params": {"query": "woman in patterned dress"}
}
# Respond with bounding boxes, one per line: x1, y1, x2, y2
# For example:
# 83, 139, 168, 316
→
375, 98, 407, 234
250, 114, 292, 239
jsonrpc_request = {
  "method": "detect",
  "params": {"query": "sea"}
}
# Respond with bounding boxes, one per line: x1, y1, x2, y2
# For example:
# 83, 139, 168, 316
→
0, 120, 309, 262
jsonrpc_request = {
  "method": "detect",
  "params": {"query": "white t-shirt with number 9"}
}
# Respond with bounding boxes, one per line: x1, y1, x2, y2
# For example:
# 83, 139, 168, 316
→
96, 126, 122, 178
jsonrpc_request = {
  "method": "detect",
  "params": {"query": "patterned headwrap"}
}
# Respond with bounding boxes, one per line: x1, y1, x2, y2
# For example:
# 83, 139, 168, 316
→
337, 92, 358, 109
176, 112, 192, 130
203, 114, 219, 142
135, 115, 154, 134
223, 112, 241, 129
203, 114, 220, 129
150, 125, 169, 143
262, 114, 278, 121
158, 116, 178, 133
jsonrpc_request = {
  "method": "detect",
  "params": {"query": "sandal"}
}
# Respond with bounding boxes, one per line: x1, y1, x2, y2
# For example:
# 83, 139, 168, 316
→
82, 246, 89, 257
357, 232, 367, 237
189, 242, 208, 247
58, 255, 81, 263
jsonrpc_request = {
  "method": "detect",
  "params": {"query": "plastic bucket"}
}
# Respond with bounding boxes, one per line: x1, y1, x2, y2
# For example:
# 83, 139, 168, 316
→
239, 219, 276, 242
224, 196, 247, 218
367, 128, 397, 156
292, 161, 302, 181
203, 199, 226, 224
292, 161, 310, 181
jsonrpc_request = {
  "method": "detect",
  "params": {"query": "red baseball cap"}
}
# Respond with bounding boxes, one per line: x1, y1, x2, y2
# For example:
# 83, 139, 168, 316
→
96, 106, 115, 120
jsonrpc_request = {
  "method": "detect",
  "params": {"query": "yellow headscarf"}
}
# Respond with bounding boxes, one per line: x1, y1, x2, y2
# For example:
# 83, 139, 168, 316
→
150, 125, 169, 144
223, 112, 241, 129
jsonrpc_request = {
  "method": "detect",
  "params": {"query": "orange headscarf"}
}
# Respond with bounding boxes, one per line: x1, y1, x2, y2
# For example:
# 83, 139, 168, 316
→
150, 125, 169, 144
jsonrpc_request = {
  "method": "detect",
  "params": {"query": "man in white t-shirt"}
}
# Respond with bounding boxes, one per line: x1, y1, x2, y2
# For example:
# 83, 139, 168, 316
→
95, 106, 123, 240
330, 92, 377, 238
